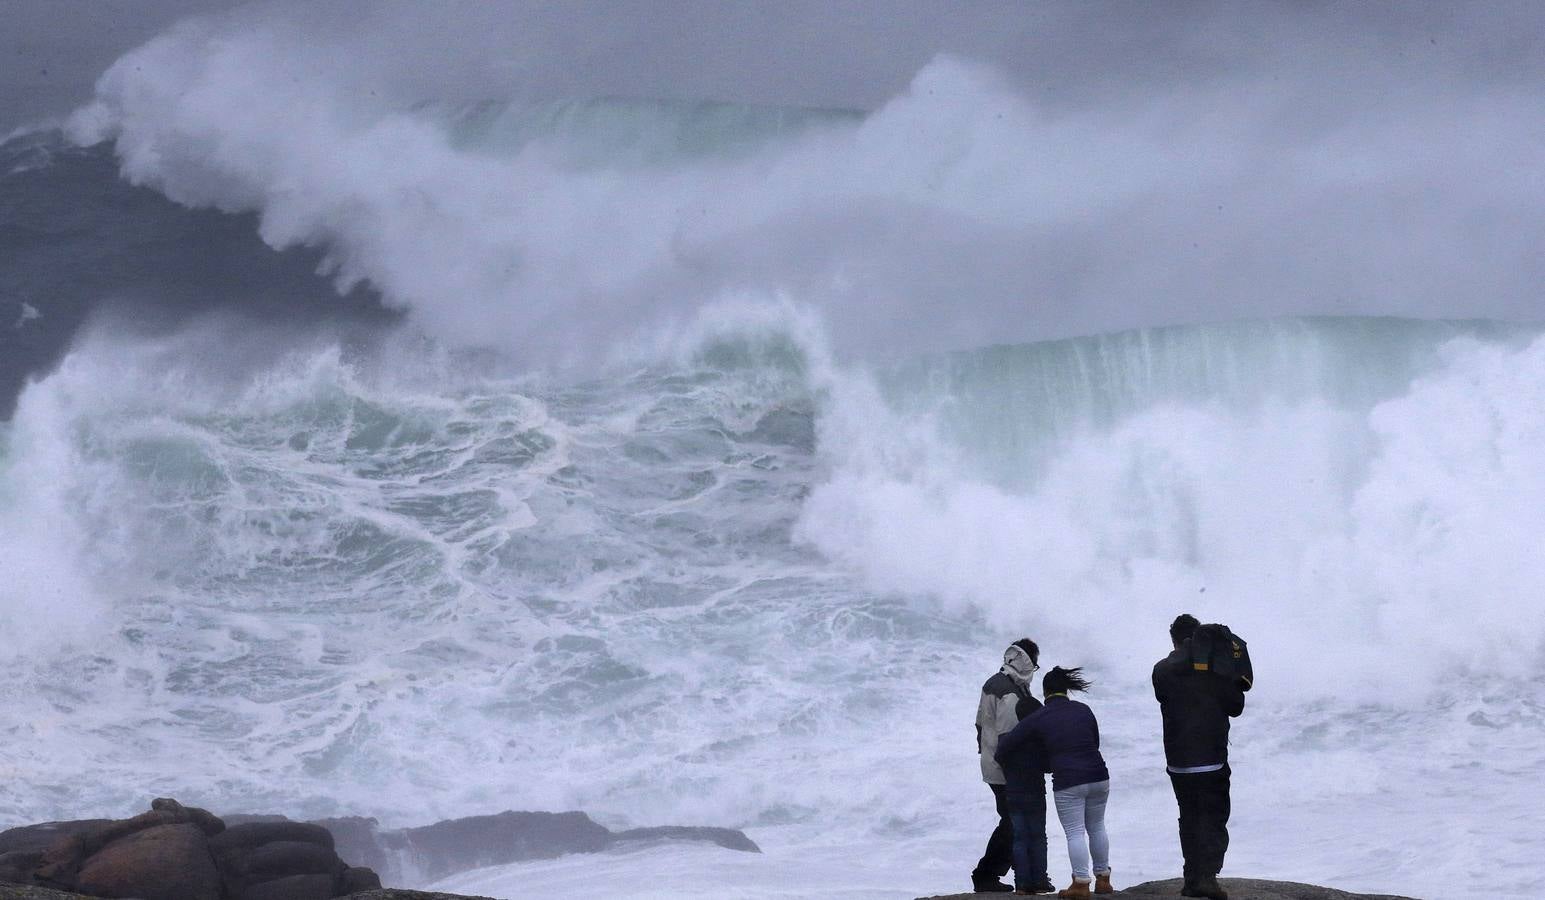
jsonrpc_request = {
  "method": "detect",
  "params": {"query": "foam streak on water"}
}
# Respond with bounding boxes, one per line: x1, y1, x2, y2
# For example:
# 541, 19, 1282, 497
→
2, 311, 1545, 898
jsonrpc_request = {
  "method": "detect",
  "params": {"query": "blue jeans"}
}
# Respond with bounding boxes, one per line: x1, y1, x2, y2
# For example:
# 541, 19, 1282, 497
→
1006, 789, 1048, 889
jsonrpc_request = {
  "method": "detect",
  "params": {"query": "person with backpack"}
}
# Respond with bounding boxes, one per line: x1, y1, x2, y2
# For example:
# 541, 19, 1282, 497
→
997, 666, 1113, 898
972, 639, 1050, 893
1152, 614, 1248, 900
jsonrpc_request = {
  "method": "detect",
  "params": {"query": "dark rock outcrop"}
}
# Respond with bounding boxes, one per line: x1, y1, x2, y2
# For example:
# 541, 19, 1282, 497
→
0, 886, 102, 900
612, 824, 762, 854
346, 892, 498, 900
1122, 880, 1418, 899
0, 823, 114, 857
307, 809, 759, 885
1, 799, 756, 896
1, 799, 379, 900
0, 888, 490, 900
34, 798, 224, 890
379, 811, 611, 882
72, 823, 221, 900
211, 822, 347, 900
919, 877, 1420, 900
0, 854, 42, 887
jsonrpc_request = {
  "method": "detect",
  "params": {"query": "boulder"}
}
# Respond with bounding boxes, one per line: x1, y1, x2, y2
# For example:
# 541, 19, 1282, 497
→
209, 822, 349, 899
209, 821, 334, 856
311, 817, 389, 875
219, 815, 290, 827
0, 823, 113, 857
241, 840, 340, 880
0, 888, 492, 900
307, 809, 760, 883
72, 823, 221, 900
152, 800, 223, 839
7, 799, 759, 893
236, 872, 337, 900
339, 866, 383, 892
611, 824, 762, 853
345, 892, 499, 900
0, 851, 42, 885
388, 811, 611, 882
0, 886, 104, 900
35, 801, 222, 890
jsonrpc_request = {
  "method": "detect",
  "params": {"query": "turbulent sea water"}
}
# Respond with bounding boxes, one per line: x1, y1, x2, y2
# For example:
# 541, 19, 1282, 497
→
3, 24, 1545, 900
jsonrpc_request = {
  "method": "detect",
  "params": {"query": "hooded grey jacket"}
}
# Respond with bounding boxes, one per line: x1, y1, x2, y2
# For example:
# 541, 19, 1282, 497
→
975, 644, 1039, 784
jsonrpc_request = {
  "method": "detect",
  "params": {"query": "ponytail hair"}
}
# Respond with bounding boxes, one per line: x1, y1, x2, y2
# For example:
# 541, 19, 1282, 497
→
1042, 666, 1093, 696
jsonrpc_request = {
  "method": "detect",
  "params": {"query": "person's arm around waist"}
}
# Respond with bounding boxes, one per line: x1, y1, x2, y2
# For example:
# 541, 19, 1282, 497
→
995, 709, 1035, 763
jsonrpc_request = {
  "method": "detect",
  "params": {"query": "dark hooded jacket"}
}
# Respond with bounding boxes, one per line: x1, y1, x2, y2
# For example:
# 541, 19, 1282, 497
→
996, 695, 1109, 792
1152, 644, 1246, 769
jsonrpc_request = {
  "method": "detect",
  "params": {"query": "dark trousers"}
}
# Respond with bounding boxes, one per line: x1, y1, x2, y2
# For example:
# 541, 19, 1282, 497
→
973, 783, 1013, 879
1006, 789, 1048, 889
1168, 765, 1231, 880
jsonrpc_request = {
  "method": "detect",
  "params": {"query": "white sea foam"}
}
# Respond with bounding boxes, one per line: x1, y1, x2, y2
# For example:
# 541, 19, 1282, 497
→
2, 310, 1544, 899
63, 12, 1545, 366
4, 8, 1545, 897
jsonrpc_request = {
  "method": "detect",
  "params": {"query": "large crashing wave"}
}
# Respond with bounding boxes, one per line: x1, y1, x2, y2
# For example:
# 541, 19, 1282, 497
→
5, 10, 1545, 896
804, 315, 1545, 695
62, 13, 1545, 366
0, 130, 392, 419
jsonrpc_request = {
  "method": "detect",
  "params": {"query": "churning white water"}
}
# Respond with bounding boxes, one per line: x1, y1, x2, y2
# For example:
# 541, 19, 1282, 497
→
4, 312, 1544, 899
3, 8, 1545, 899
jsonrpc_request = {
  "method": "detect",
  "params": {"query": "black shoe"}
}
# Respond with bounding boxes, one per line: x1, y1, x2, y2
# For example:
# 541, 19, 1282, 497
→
972, 873, 1014, 893
1029, 881, 1057, 894
1182, 875, 1227, 900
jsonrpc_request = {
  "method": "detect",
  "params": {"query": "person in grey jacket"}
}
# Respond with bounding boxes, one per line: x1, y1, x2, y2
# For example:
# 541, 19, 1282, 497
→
972, 638, 1043, 893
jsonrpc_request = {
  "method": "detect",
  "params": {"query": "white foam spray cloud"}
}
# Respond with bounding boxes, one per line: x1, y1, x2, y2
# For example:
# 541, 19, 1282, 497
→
798, 330, 1545, 701
60, 3, 1545, 369
0, 384, 110, 658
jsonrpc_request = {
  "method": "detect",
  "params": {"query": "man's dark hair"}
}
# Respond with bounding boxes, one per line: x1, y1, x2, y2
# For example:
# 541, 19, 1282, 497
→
1042, 666, 1092, 696
1011, 638, 1039, 666
1169, 614, 1200, 645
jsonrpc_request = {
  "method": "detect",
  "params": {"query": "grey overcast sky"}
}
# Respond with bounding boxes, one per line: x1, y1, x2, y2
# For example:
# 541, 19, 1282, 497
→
5, 0, 1545, 135
1, 0, 248, 134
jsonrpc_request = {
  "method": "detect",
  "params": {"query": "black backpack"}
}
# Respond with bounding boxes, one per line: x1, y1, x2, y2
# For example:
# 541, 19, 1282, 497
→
1190, 623, 1253, 691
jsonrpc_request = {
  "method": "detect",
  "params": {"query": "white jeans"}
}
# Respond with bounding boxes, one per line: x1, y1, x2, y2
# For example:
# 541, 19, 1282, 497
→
1053, 779, 1111, 881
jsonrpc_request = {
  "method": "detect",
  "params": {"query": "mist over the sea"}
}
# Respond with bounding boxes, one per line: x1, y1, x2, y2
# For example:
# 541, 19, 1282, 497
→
3, 3, 1544, 898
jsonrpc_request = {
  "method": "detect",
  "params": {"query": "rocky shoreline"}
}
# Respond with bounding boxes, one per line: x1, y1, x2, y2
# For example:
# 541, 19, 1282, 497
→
0, 798, 759, 900
921, 879, 1420, 900
0, 800, 1418, 900
0, 877, 1426, 900
0, 890, 498, 900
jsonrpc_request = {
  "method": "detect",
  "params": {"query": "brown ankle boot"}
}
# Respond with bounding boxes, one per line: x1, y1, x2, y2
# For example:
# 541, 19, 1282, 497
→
1093, 871, 1114, 894
1056, 878, 1092, 899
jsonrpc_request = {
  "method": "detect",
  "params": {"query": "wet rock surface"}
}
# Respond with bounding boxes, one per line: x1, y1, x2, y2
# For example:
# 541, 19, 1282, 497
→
1, 797, 759, 897
920, 877, 1420, 900
279, 808, 759, 885
0, 799, 377, 900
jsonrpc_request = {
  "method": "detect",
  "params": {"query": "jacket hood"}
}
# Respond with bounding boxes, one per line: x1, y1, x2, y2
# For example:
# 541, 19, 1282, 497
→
1001, 644, 1036, 687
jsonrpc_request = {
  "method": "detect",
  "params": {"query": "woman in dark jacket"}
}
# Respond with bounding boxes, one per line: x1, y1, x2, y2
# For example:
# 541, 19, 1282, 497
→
997, 667, 1113, 898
